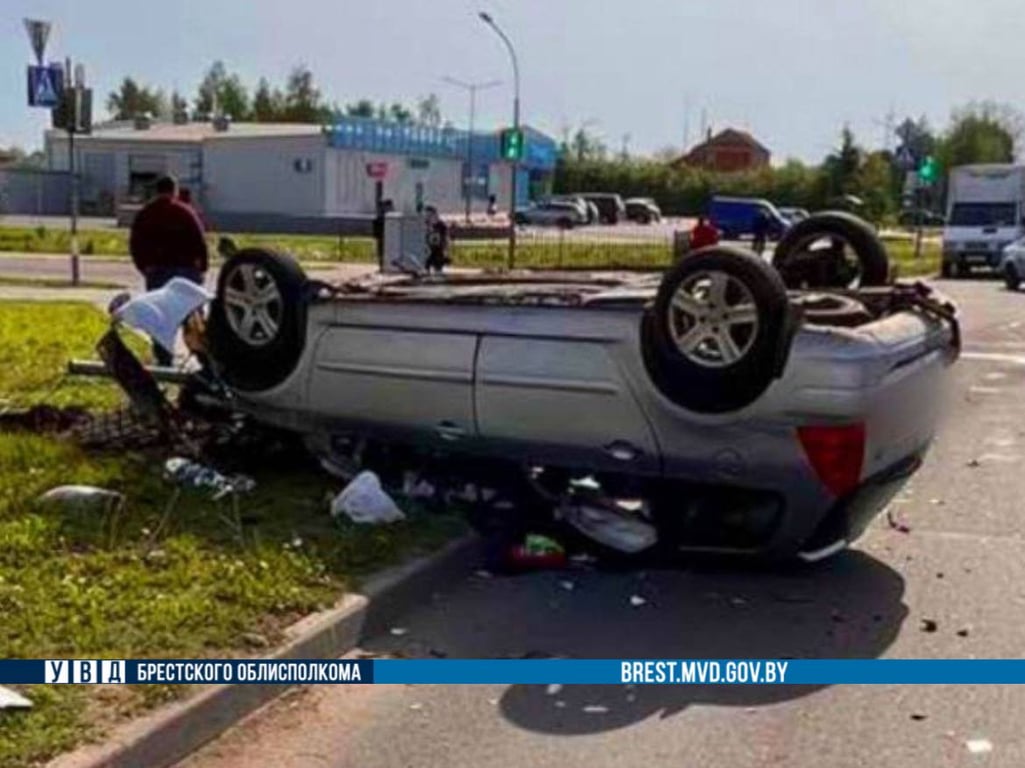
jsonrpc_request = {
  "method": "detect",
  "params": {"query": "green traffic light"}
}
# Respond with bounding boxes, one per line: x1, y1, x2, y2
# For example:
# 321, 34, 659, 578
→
918, 156, 938, 184
501, 128, 524, 161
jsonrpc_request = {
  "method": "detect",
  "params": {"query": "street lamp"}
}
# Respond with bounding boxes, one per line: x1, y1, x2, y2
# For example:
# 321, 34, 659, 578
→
478, 11, 520, 269
442, 76, 502, 223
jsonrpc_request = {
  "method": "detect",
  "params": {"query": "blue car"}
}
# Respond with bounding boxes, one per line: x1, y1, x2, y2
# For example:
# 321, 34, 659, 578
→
710, 196, 790, 240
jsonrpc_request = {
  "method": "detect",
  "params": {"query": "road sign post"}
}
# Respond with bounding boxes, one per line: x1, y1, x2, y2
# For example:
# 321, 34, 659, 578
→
914, 156, 939, 261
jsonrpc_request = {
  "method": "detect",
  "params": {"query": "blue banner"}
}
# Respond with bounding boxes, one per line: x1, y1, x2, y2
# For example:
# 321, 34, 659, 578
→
5, 659, 1025, 686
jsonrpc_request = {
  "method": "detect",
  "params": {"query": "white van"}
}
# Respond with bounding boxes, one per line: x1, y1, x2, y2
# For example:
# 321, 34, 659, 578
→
942, 164, 1025, 277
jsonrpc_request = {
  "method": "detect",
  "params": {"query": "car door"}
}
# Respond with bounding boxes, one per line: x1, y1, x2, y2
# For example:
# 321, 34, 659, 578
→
475, 335, 660, 474
308, 326, 478, 445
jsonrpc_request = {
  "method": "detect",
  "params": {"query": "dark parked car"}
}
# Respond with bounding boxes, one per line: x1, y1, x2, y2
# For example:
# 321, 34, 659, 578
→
625, 198, 662, 224
898, 208, 945, 227
580, 193, 627, 224
709, 196, 790, 240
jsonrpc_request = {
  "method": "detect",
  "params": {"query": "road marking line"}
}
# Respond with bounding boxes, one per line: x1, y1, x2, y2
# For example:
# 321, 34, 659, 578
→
961, 351, 1025, 366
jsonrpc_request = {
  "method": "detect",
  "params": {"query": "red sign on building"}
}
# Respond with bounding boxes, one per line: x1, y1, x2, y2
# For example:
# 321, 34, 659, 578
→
365, 161, 389, 180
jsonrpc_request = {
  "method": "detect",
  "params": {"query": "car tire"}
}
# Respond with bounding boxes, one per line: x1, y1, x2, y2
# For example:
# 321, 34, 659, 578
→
207, 248, 308, 392
772, 211, 890, 289
1005, 263, 1021, 291
644, 246, 790, 414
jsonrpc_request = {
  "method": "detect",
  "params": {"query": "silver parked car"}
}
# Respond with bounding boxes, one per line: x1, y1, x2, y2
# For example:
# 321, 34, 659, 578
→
189, 214, 959, 563
514, 201, 587, 228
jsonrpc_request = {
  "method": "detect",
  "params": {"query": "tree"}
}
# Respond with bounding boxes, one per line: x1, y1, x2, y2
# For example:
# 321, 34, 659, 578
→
170, 91, 188, 121
895, 116, 937, 164
252, 77, 284, 122
571, 126, 607, 162
854, 151, 898, 220
821, 125, 862, 197
194, 61, 250, 120
938, 101, 1020, 169
282, 65, 326, 123
107, 77, 166, 120
387, 103, 414, 123
416, 94, 442, 127
345, 99, 375, 118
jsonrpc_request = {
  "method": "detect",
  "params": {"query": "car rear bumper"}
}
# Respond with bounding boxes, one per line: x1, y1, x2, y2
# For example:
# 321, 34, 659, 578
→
796, 449, 925, 561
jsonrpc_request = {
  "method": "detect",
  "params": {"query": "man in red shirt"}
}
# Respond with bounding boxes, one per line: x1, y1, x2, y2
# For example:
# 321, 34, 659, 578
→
689, 216, 721, 251
129, 175, 209, 365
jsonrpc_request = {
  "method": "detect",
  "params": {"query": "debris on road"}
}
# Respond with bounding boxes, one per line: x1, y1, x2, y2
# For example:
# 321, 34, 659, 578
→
164, 457, 255, 501
965, 738, 993, 755
330, 471, 406, 525
966, 459, 981, 468
583, 705, 610, 714
0, 686, 32, 710
402, 472, 436, 500
241, 632, 269, 649
558, 580, 576, 592
910, 713, 928, 722
920, 619, 939, 633
887, 508, 912, 534
546, 684, 563, 696
957, 627, 971, 638
389, 627, 409, 637
561, 497, 657, 554
504, 534, 567, 572
629, 595, 647, 608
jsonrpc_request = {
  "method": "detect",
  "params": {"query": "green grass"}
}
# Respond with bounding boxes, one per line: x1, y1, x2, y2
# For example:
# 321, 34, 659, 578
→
0, 276, 125, 290
0, 302, 147, 412
883, 238, 942, 278
0, 301, 465, 767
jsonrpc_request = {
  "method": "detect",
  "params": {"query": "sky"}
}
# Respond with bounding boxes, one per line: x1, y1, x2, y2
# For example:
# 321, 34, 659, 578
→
2, 0, 1025, 163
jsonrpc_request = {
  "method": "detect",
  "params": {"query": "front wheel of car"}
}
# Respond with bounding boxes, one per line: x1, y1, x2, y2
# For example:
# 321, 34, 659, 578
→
643, 246, 790, 414
207, 248, 308, 392
1004, 263, 1021, 291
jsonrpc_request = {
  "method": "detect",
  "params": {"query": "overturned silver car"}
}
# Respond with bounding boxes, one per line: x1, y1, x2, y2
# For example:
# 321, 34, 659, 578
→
106, 214, 962, 562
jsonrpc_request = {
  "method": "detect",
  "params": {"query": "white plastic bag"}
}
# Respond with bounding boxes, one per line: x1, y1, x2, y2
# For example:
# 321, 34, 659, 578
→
114, 278, 213, 357
330, 471, 406, 524
38, 485, 125, 512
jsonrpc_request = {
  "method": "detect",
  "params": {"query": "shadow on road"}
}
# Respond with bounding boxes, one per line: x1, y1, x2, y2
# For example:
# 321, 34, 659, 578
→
366, 549, 906, 736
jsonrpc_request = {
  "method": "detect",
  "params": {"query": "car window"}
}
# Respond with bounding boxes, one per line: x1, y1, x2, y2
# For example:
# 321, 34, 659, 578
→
950, 203, 1017, 227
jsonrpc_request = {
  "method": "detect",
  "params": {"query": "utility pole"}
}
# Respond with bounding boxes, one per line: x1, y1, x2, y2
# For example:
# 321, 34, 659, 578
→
66, 57, 79, 286
442, 76, 502, 223
479, 12, 521, 270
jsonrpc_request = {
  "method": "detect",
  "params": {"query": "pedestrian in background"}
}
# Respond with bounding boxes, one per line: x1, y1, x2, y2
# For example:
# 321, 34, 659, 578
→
129, 175, 209, 366
177, 187, 210, 231
689, 216, 721, 251
424, 206, 450, 273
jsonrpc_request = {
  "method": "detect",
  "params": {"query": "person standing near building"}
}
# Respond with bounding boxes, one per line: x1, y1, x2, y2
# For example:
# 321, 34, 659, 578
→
689, 216, 721, 251
751, 209, 770, 256
177, 187, 210, 231
129, 175, 209, 366
424, 206, 450, 273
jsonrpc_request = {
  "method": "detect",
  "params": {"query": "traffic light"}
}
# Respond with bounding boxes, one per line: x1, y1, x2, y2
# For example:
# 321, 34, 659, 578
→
500, 127, 524, 161
918, 155, 939, 186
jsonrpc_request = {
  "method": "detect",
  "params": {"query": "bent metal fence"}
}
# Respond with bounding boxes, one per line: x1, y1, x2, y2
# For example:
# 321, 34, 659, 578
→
450, 223, 678, 272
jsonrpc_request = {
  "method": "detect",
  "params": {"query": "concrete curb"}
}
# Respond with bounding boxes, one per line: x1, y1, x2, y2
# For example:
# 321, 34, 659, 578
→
49, 534, 481, 768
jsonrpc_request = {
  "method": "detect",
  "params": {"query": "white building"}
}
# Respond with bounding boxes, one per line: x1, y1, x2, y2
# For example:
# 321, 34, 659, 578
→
43, 117, 557, 227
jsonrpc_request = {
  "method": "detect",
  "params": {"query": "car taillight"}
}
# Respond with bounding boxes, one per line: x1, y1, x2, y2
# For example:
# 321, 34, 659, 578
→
797, 423, 866, 498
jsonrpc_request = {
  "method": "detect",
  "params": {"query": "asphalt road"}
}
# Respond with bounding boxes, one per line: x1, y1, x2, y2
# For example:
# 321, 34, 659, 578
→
173, 277, 1025, 768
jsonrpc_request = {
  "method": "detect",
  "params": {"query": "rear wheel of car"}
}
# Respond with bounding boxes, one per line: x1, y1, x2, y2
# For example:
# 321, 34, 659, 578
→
207, 248, 308, 392
644, 246, 790, 414
772, 211, 890, 289
1005, 263, 1021, 291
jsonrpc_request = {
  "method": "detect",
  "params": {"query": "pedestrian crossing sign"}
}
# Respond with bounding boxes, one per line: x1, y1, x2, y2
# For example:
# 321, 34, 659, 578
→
27, 65, 63, 108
